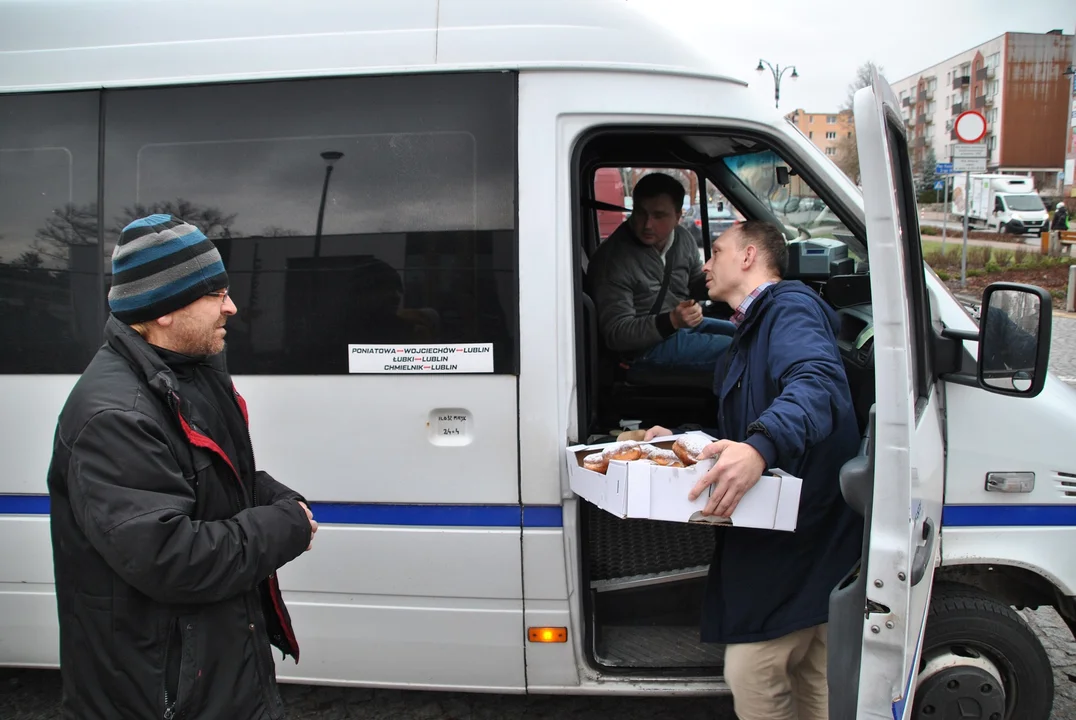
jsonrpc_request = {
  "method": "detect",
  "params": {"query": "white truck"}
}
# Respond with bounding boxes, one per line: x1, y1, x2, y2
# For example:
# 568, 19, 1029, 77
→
950, 173, 1049, 235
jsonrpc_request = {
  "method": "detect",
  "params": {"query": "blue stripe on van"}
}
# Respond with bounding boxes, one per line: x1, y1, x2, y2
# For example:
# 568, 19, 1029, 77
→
941, 504, 1076, 527
0, 495, 564, 528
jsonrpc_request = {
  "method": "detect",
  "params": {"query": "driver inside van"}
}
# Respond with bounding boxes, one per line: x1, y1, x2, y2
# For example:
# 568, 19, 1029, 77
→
587, 172, 736, 374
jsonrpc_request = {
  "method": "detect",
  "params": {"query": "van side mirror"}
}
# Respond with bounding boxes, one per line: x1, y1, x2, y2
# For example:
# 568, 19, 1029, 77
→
776, 166, 790, 186
977, 283, 1051, 396
939, 282, 1052, 397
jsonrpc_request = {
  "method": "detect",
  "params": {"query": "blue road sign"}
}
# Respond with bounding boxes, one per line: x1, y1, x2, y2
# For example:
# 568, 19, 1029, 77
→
933, 180, 945, 190
935, 162, 953, 175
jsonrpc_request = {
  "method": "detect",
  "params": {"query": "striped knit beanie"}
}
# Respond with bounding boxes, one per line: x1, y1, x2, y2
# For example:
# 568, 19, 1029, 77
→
108, 214, 229, 324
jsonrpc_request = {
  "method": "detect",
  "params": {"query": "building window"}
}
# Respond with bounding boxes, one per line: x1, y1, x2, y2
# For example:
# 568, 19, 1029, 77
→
809, 131, 814, 139
825, 131, 837, 139
946, 96, 949, 108
826, 115, 837, 123
847, 132, 852, 139
100, 73, 520, 375
825, 147, 836, 156
946, 71, 951, 83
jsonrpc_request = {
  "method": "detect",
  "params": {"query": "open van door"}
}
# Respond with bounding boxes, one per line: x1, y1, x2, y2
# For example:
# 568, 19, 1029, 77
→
830, 71, 948, 718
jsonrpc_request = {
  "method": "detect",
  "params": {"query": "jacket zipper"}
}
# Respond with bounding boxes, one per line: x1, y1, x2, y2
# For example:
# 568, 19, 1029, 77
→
163, 619, 181, 720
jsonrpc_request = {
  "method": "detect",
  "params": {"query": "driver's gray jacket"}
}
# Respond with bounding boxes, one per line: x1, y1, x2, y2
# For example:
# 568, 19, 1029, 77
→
587, 222, 708, 355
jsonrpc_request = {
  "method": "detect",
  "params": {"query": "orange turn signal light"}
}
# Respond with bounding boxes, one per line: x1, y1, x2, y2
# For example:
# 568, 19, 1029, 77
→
528, 627, 568, 643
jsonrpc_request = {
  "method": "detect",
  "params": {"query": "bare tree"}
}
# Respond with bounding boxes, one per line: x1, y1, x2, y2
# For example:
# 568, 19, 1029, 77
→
835, 129, 861, 185
834, 61, 885, 185
32, 202, 100, 266
113, 199, 237, 239
843, 61, 884, 111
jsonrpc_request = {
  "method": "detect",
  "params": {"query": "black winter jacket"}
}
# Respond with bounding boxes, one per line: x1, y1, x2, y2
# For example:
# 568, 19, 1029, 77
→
46, 316, 312, 720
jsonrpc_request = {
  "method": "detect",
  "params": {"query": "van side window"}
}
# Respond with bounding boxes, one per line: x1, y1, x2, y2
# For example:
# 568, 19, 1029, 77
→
995, 197, 1004, 212
885, 120, 933, 405
102, 73, 519, 374
0, 91, 102, 373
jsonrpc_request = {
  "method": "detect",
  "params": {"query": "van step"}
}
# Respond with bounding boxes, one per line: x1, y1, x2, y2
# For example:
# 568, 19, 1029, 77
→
586, 502, 715, 581
590, 565, 709, 592
595, 625, 725, 668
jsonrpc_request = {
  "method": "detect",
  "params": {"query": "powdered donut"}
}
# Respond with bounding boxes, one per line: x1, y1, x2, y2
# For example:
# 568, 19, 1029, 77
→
672, 435, 711, 466
646, 447, 684, 467
583, 452, 608, 474
602, 441, 643, 462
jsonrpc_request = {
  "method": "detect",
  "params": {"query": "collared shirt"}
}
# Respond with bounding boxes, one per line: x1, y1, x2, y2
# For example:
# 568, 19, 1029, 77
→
730, 280, 777, 327
657, 230, 676, 266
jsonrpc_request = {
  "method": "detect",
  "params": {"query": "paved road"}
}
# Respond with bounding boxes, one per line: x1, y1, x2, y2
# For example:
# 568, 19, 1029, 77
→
1050, 314, 1076, 385
3, 610, 1072, 719
3, 319, 1075, 719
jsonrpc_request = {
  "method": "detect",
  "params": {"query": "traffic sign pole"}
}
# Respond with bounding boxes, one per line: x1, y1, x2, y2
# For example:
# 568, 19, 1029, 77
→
961, 170, 970, 287
942, 175, 949, 252
951, 110, 987, 289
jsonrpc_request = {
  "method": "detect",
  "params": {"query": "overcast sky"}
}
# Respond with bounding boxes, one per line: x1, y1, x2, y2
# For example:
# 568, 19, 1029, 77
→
632, 0, 1076, 112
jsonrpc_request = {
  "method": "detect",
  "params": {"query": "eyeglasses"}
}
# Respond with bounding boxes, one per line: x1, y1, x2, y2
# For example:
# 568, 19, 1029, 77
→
205, 288, 230, 301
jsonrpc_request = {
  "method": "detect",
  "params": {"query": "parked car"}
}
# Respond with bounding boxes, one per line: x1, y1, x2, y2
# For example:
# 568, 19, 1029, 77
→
681, 202, 738, 247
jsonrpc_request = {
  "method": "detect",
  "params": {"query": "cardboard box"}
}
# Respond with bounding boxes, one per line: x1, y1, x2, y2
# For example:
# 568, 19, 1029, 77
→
566, 432, 803, 532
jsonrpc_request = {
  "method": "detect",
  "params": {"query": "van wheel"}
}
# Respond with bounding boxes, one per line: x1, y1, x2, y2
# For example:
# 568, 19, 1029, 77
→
912, 583, 1053, 720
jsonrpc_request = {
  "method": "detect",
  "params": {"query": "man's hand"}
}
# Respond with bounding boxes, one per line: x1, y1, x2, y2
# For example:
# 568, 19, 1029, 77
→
644, 425, 674, 441
670, 300, 703, 330
297, 501, 318, 551
688, 440, 767, 518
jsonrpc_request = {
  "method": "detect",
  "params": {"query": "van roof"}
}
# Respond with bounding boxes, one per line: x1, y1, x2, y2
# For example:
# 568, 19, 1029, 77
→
0, 0, 746, 93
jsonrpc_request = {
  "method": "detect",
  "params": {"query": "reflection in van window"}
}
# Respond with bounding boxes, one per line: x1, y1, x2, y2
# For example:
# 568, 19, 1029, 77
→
100, 73, 519, 375
723, 150, 855, 247
0, 91, 102, 374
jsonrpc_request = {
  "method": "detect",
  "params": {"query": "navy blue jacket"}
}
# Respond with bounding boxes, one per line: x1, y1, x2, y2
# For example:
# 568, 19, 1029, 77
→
701, 281, 863, 644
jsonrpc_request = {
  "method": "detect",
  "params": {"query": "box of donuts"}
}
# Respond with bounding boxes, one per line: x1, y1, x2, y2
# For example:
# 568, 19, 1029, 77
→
565, 432, 803, 531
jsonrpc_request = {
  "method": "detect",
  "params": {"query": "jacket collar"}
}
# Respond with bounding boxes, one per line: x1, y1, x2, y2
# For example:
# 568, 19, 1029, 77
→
103, 315, 181, 401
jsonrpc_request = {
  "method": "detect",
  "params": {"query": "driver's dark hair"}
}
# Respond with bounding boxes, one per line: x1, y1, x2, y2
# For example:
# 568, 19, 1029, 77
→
632, 172, 686, 212
737, 221, 788, 278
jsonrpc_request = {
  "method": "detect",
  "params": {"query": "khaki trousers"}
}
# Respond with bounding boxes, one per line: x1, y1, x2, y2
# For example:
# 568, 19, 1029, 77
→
723, 623, 828, 720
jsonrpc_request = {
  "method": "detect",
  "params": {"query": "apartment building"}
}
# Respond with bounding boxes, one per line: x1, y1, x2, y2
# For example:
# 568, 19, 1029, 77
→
785, 109, 853, 159
889, 29, 1073, 190
1063, 32, 1075, 201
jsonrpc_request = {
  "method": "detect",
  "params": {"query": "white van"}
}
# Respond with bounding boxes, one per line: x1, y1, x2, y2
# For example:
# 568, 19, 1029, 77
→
950, 173, 1049, 234
2, 2, 1074, 718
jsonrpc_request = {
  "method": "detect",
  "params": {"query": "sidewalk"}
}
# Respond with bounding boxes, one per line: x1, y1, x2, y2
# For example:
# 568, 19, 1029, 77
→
919, 211, 1042, 252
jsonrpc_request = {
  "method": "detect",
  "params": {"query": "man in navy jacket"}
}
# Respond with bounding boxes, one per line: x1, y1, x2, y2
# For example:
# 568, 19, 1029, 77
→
647, 220, 863, 720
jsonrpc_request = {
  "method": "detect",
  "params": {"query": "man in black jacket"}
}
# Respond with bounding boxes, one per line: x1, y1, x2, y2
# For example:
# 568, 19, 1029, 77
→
46, 214, 317, 720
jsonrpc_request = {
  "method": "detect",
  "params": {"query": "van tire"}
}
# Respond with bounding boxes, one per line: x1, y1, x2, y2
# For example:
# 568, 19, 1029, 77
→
917, 582, 1053, 720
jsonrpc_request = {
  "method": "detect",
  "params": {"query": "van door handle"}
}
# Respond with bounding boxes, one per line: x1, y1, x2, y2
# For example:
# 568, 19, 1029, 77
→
910, 517, 935, 587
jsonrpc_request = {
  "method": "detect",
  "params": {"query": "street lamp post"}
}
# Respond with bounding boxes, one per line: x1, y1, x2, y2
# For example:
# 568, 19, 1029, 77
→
756, 59, 799, 109
313, 150, 344, 259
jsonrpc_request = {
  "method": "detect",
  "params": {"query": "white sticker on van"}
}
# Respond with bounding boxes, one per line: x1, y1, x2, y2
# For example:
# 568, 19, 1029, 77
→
348, 344, 494, 374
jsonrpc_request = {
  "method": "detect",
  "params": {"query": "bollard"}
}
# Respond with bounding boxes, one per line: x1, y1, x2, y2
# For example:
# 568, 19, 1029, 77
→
1068, 264, 1076, 314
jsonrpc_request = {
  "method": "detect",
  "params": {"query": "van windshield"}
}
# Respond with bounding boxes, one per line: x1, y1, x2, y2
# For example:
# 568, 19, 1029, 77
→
722, 150, 858, 249
1002, 194, 1045, 212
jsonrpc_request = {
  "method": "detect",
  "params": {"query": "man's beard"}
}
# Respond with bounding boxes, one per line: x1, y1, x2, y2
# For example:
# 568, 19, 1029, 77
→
172, 317, 225, 357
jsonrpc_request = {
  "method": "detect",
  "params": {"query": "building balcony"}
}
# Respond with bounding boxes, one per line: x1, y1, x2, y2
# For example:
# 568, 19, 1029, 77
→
916, 114, 928, 125
918, 90, 934, 102
902, 96, 913, 107
976, 66, 996, 81
952, 75, 971, 89
914, 136, 928, 149
952, 102, 965, 115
